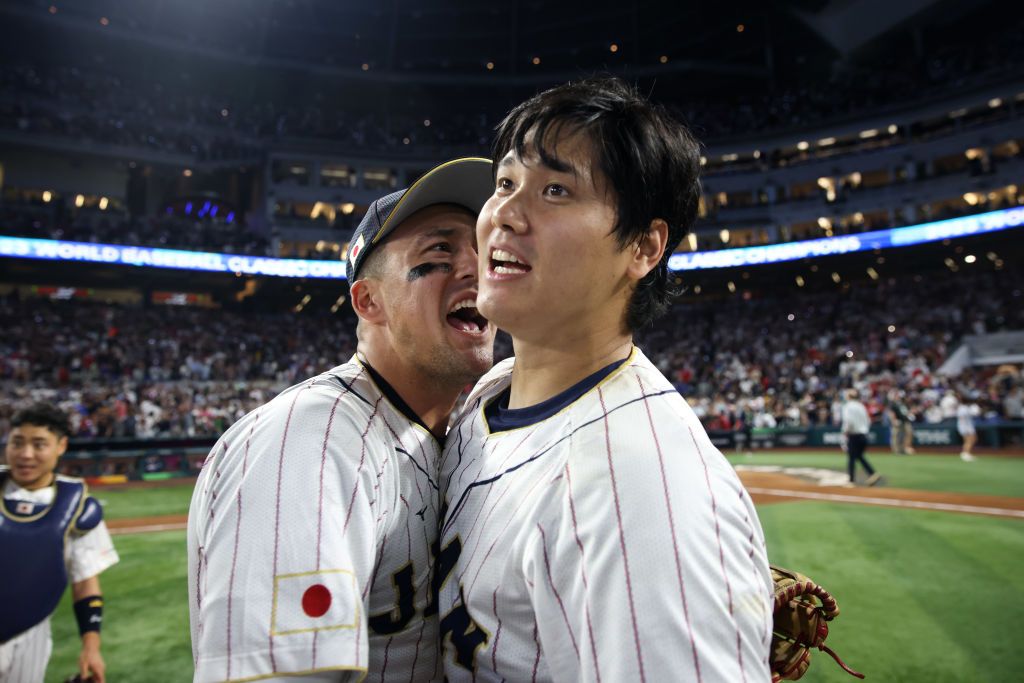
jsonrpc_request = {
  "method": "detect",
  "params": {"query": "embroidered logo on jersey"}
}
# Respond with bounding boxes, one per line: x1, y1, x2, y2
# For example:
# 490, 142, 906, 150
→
271, 569, 359, 636
15, 501, 35, 515
348, 235, 365, 266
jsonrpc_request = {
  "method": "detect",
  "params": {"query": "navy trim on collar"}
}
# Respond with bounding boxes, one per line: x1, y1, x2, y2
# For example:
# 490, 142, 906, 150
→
485, 357, 629, 433
361, 360, 433, 435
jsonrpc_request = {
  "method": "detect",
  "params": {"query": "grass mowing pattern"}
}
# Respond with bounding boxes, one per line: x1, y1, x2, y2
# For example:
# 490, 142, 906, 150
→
726, 451, 1024, 497
47, 531, 192, 683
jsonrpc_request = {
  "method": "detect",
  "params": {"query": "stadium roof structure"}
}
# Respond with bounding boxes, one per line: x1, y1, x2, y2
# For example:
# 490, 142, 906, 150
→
0, 0, 1013, 91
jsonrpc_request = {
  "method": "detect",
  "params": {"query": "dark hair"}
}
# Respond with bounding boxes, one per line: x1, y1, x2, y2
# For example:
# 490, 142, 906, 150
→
492, 77, 702, 330
11, 402, 71, 439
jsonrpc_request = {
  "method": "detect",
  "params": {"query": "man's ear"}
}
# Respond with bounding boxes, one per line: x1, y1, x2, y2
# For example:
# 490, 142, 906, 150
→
350, 279, 387, 325
56, 435, 68, 458
627, 218, 669, 281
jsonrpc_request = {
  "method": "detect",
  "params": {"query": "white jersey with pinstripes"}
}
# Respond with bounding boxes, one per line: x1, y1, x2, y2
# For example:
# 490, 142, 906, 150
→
438, 348, 773, 682
0, 476, 119, 683
188, 356, 442, 683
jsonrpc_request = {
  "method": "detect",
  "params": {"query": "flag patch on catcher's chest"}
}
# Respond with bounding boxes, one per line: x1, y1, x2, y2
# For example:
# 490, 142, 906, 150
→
271, 569, 359, 636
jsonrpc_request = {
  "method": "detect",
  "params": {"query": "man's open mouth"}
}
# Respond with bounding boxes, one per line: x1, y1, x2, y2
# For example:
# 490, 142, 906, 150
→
447, 299, 488, 333
490, 248, 532, 275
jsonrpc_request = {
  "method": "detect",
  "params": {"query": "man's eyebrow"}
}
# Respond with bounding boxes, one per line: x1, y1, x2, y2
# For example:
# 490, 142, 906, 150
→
502, 150, 579, 178
414, 226, 457, 244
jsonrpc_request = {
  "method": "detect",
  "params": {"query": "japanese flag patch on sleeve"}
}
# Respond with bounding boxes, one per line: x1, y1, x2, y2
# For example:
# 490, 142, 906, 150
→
272, 568, 360, 635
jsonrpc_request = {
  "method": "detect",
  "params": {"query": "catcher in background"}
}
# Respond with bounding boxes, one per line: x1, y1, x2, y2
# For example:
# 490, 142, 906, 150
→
1, 402, 119, 683
436, 77, 773, 681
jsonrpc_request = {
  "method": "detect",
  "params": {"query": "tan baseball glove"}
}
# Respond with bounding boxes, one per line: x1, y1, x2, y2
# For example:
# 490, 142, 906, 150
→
770, 565, 864, 682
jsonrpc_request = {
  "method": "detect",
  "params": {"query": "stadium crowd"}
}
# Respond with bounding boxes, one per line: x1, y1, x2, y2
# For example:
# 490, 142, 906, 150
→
642, 268, 1024, 432
1, 268, 1021, 445
0, 297, 356, 440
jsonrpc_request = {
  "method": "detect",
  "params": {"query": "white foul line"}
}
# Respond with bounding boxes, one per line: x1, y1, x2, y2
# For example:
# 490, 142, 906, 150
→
110, 522, 188, 535
745, 487, 1024, 519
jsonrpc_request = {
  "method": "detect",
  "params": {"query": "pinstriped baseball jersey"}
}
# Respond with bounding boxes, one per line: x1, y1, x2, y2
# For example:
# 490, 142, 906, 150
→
438, 348, 773, 682
0, 476, 119, 683
188, 356, 441, 683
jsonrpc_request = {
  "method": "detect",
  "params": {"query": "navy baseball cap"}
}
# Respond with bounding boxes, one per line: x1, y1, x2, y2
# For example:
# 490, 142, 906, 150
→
346, 157, 493, 283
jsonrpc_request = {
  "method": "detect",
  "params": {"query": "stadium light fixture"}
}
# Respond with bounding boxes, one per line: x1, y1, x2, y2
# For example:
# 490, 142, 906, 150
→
720, 229, 730, 243
753, 149, 761, 159
859, 129, 878, 139
964, 254, 976, 264
659, 55, 668, 64
818, 137, 836, 146
887, 124, 898, 134
74, 194, 84, 208
42, 191, 52, 203
988, 98, 1003, 108
787, 314, 795, 321
795, 276, 805, 287
340, 203, 355, 215
831, 272, 841, 283
99, 197, 108, 211
797, 141, 809, 151
887, 325, 896, 333
727, 281, 736, 292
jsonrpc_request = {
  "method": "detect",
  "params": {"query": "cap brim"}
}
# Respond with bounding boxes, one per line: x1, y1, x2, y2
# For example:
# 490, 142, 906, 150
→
371, 157, 494, 245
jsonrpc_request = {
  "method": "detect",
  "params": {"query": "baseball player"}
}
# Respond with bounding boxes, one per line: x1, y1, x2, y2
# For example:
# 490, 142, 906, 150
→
187, 157, 495, 682
1, 402, 119, 683
437, 79, 773, 682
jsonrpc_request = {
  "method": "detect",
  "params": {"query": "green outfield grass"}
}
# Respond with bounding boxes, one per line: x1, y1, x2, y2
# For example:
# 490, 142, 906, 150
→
47, 531, 191, 683
759, 502, 1024, 682
727, 450, 1024, 497
90, 480, 198, 520
45, 454, 1024, 682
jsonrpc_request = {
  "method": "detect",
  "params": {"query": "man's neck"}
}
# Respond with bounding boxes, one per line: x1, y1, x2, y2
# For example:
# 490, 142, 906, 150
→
508, 330, 633, 409
357, 348, 461, 440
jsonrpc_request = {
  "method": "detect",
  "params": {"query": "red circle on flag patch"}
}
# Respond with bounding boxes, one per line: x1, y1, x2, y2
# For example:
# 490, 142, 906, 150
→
302, 584, 332, 617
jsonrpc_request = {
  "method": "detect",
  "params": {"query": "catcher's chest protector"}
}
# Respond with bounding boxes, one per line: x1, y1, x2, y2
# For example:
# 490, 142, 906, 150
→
0, 472, 100, 642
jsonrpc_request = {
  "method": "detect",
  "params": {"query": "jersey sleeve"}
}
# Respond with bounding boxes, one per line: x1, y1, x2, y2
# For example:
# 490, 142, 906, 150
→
523, 387, 773, 682
188, 384, 392, 683
67, 520, 119, 583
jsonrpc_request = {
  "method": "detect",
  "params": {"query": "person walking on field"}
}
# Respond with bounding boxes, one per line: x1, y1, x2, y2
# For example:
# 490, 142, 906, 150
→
956, 393, 978, 461
841, 389, 881, 486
